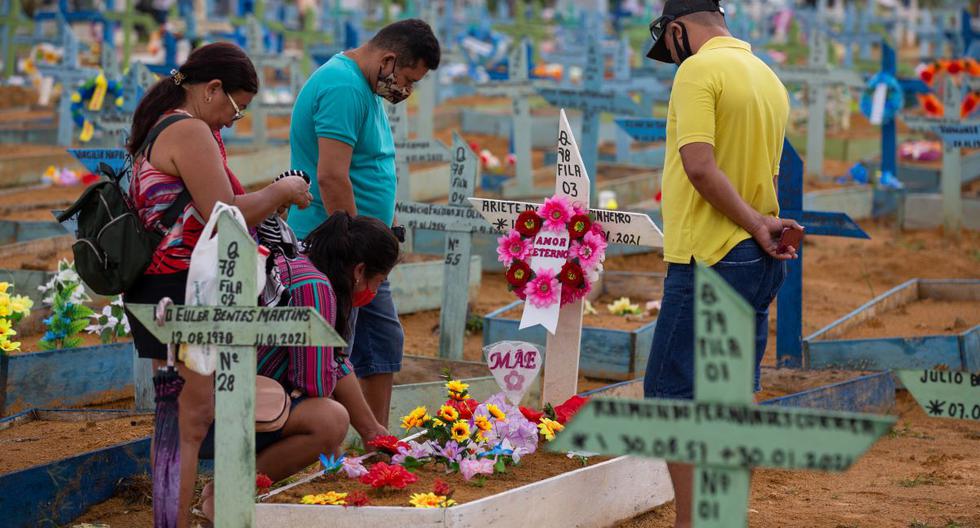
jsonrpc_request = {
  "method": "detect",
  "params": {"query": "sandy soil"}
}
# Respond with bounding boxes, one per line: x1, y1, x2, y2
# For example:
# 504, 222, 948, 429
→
497, 293, 659, 331
836, 298, 979, 340
0, 413, 154, 474
0, 184, 82, 221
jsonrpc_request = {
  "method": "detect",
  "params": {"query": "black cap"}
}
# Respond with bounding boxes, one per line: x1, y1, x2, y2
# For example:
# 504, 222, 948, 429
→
646, 0, 724, 63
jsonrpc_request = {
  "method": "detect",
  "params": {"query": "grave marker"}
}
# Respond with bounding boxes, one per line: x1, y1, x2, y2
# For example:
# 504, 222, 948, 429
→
902, 76, 979, 233
775, 140, 869, 368
469, 109, 663, 405
474, 38, 537, 196
0, 0, 32, 79
385, 100, 450, 204
552, 264, 896, 527
484, 341, 542, 405
127, 207, 347, 525
392, 134, 481, 360
614, 117, 667, 168
36, 23, 98, 146
773, 1, 864, 180
537, 33, 644, 206
897, 369, 980, 422
104, 0, 158, 69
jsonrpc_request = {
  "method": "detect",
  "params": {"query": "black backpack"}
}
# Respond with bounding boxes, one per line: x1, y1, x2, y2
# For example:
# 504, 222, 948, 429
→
58, 114, 192, 295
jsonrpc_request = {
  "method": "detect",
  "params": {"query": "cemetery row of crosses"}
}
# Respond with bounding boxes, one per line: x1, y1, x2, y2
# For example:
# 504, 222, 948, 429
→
0, 0, 977, 527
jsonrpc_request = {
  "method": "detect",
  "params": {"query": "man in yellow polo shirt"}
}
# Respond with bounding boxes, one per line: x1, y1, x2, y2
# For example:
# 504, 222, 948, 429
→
642, 1, 803, 526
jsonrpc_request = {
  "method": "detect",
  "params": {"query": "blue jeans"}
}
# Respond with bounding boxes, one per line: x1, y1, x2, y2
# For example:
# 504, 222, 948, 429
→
346, 280, 405, 377
643, 239, 786, 399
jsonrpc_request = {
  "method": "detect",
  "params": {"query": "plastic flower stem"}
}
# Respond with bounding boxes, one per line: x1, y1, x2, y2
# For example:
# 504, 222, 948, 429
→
255, 429, 429, 502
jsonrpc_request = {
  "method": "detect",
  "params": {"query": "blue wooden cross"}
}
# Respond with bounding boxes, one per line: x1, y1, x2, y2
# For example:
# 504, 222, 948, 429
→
829, 0, 883, 69
776, 139, 870, 368
614, 117, 667, 168
537, 29, 645, 206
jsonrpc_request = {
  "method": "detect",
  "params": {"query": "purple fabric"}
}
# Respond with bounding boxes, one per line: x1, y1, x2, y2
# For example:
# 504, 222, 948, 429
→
153, 370, 184, 528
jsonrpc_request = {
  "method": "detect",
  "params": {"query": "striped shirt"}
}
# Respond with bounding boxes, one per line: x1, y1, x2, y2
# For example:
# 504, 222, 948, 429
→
130, 111, 246, 274
257, 254, 353, 397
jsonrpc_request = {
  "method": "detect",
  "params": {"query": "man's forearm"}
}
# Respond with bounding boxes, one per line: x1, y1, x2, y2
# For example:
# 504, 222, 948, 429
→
318, 172, 358, 216
688, 168, 765, 233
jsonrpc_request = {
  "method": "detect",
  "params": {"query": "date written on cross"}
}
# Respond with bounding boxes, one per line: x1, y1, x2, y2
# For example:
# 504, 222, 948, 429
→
125, 304, 346, 348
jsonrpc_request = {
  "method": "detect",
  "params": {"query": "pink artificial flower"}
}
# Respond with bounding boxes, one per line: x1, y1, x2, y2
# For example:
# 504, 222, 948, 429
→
341, 456, 369, 479
539, 196, 574, 232
458, 457, 495, 481
572, 203, 589, 217
524, 269, 560, 308
571, 231, 607, 271
496, 230, 530, 267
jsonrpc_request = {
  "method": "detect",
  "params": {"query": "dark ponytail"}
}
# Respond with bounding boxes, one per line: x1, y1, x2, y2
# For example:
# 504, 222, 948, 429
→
126, 42, 259, 155
304, 212, 400, 340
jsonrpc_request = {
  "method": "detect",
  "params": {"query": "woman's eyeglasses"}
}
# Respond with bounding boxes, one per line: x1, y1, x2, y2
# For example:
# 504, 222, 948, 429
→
226, 91, 245, 121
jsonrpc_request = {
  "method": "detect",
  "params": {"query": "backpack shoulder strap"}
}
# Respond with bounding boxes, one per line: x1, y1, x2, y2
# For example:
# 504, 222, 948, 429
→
157, 188, 192, 232
137, 113, 192, 162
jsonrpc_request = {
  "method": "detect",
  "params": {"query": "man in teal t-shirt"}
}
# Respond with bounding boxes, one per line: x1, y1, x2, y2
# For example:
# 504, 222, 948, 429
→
288, 19, 440, 429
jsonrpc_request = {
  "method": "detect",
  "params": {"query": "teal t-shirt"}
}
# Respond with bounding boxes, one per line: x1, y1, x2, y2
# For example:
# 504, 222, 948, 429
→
288, 53, 396, 239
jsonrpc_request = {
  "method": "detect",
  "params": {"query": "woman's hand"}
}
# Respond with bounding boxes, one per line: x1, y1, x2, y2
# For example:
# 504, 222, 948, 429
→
360, 425, 391, 450
276, 175, 313, 210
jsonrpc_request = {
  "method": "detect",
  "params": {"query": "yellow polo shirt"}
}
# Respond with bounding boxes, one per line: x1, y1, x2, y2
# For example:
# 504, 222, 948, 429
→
661, 37, 789, 265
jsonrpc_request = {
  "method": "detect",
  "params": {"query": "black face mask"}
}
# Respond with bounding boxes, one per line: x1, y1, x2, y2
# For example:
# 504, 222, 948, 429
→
670, 22, 695, 65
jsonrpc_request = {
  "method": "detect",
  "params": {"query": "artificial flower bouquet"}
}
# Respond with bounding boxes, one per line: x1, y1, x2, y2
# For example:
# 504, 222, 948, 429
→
287, 379, 590, 508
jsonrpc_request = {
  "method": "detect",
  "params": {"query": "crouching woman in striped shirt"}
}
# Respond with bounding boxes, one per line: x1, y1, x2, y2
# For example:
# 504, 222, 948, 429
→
198, 212, 397, 516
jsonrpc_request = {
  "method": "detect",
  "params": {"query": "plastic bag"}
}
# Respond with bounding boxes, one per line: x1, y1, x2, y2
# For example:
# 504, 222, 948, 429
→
181, 202, 267, 375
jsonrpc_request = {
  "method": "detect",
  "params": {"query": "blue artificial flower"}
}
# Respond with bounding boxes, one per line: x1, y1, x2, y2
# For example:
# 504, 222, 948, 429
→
42, 331, 56, 342
318, 453, 346, 474
42, 317, 53, 326
478, 442, 514, 459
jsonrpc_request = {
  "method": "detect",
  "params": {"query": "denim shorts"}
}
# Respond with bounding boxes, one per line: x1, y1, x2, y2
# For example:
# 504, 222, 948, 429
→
346, 280, 405, 377
643, 239, 787, 400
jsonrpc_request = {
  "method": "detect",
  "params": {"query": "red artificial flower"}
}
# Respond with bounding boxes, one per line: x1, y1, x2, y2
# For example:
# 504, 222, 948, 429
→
359, 462, 419, 490
558, 261, 585, 290
256, 473, 273, 491
654, 190, 662, 203
553, 395, 589, 425
506, 260, 533, 289
514, 210, 543, 237
520, 406, 544, 423
345, 490, 370, 507
965, 58, 980, 76
445, 397, 480, 420
367, 435, 409, 456
567, 214, 592, 240
433, 478, 453, 497
918, 93, 944, 117
919, 63, 937, 86
962, 92, 979, 119
946, 59, 964, 75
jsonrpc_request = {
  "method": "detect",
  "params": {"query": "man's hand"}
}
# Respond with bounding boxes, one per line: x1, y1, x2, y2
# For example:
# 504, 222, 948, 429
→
749, 215, 804, 260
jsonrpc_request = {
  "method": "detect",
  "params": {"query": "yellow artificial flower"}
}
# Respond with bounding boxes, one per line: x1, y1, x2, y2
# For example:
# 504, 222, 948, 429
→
0, 282, 8, 294
450, 420, 471, 442
400, 406, 430, 430
0, 295, 11, 318
485, 404, 506, 422
0, 337, 21, 353
409, 492, 455, 508
538, 418, 564, 441
473, 415, 492, 433
10, 295, 32, 317
445, 380, 469, 398
430, 417, 445, 428
608, 297, 642, 316
0, 319, 13, 336
300, 491, 347, 505
437, 404, 460, 422
474, 430, 487, 443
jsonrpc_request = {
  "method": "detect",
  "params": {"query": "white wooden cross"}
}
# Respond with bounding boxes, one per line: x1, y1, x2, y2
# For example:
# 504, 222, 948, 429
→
392, 133, 484, 360
470, 109, 663, 406
127, 208, 347, 526
385, 100, 451, 204
474, 38, 539, 197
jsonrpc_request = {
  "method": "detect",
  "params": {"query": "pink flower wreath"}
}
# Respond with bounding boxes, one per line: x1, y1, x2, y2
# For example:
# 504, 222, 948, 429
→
496, 196, 607, 309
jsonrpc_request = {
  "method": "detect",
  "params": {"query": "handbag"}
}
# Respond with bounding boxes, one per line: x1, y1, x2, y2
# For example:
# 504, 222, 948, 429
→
256, 375, 290, 432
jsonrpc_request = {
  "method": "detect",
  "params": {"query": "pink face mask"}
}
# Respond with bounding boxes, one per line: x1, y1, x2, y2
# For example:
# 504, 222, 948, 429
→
353, 287, 376, 307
